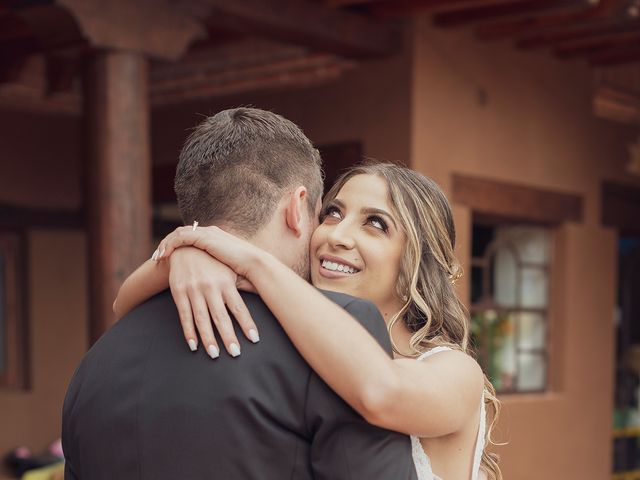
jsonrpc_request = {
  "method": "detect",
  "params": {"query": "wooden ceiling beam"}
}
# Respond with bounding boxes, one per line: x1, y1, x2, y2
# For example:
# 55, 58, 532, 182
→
17, 4, 86, 51
555, 30, 640, 58
325, 0, 386, 7
151, 53, 354, 106
369, 0, 499, 18
0, 38, 39, 83
44, 51, 82, 94
475, 0, 620, 40
0, 4, 86, 88
201, 0, 403, 58
0, 4, 87, 56
433, 0, 580, 28
594, 86, 640, 124
0, 14, 33, 43
590, 45, 640, 65
516, 19, 640, 49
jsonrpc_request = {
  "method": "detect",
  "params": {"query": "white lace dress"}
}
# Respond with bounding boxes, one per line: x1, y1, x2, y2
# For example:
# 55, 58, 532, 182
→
410, 347, 486, 480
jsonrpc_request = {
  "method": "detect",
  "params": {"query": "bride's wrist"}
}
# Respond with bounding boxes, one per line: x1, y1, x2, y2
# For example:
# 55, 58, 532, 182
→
248, 250, 280, 284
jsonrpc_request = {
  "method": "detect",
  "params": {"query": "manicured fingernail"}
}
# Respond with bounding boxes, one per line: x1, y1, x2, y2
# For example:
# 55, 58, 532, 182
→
151, 249, 159, 261
248, 329, 260, 343
188, 339, 197, 352
207, 345, 219, 359
229, 343, 241, 357
158, 248, 165, 259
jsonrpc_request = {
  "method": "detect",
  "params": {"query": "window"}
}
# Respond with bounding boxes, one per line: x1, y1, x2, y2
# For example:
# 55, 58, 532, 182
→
470, 223, 551, 393
0, 231, 28, 389
453, 173, 583, 394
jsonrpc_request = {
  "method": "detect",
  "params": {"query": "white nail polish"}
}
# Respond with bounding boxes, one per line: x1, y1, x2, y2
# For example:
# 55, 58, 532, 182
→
229, 343, 241, 357
151, 249, 159, 261
248, 329, 260, 343
158, 248, 165, 259
207, 345, 219, 359
188, 339, 197, 352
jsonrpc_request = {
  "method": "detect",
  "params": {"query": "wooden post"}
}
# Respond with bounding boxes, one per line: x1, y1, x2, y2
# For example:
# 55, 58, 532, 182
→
84, 50, 151, 345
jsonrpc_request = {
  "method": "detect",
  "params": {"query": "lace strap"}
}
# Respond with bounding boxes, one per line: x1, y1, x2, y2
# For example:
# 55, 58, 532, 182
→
470, 396, 486, 480
415, 346, 453, 362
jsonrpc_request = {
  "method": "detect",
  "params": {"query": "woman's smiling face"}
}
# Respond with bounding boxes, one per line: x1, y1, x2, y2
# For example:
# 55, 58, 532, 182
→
310, 174, 406, 319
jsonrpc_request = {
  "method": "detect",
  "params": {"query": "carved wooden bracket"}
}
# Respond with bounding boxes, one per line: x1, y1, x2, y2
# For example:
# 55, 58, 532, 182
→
57, 0, 207, 60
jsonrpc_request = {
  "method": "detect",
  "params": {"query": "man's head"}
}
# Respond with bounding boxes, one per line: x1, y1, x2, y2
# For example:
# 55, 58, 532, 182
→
174, 108, 324, 278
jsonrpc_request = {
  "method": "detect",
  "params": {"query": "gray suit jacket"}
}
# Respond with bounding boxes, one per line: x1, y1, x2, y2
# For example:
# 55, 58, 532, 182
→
62, 289, 418, 479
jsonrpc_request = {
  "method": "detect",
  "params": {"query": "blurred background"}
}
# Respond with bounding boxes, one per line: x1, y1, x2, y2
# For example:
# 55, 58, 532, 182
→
0, 0, 639, 478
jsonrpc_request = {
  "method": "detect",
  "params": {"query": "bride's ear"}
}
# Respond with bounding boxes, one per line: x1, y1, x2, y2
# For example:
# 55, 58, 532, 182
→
285, 186, 307, 237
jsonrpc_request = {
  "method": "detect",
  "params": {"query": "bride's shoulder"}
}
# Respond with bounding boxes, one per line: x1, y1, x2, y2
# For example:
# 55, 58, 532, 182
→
416, 348, 484, 394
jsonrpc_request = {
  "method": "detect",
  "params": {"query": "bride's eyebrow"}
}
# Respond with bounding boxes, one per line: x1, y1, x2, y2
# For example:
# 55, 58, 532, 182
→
329, 199, 346, 209
361, 207, 397, 230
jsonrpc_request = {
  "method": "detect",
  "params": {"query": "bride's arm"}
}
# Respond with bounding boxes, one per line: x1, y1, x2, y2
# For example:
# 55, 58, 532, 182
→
114, 248, 258, 357
156, 227, 485, 438
113, 259, 169, 319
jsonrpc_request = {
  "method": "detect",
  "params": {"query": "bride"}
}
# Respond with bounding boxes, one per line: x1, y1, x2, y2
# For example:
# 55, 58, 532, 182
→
115, 162, 502, 480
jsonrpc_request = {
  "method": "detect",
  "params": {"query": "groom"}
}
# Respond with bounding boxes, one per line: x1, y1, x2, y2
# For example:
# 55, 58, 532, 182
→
62, 108, 417, 479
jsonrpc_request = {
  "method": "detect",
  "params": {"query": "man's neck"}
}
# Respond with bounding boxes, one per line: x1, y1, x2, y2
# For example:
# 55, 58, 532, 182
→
217, 222, 281, 262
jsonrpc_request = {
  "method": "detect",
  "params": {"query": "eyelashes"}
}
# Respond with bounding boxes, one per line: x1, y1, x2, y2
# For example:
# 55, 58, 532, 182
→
320, 204, 389, 233
320, 204, 341, 221
368, 215, 388, 232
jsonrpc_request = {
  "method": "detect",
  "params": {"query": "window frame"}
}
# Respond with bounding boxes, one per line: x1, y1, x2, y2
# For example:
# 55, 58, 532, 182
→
453, 173, 583, 395
470, 222, 552, 394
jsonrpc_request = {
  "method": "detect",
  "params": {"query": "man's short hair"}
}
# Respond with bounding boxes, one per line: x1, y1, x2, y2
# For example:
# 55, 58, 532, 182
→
174, 108, 324, 236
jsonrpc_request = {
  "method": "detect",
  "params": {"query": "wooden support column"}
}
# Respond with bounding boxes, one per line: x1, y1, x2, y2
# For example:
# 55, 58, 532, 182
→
84, 50, 151, 344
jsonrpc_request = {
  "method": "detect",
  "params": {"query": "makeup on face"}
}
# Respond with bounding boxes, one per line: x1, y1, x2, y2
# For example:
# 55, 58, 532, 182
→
309, 174, 406, 317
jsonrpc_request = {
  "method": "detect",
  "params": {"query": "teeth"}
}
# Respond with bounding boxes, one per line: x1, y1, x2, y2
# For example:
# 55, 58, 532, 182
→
322, 260, 358, 274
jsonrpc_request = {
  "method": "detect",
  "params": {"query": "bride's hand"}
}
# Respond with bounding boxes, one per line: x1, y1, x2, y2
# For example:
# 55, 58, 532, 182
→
155, 225, 263, 281
165, 245, 259, 359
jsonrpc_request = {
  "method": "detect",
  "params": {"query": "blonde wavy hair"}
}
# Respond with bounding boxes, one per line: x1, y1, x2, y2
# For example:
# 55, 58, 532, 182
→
323, 162, 502, 480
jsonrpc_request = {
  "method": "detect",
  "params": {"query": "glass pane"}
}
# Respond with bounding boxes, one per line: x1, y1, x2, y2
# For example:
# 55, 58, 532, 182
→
0, 252, 5, 374
520, 266, 549, 308
493, 226, 551, 309
516, 352, 546, 391
497, 226, 550, 264
493, 247, 518, 308
471, 266, 483, 304
472, 224, 495, 258
518, 312, 546, 349
475, 310, 517, 392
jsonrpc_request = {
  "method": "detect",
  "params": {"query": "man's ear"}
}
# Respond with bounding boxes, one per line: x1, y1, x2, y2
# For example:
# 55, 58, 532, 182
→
285, 186, 308, 237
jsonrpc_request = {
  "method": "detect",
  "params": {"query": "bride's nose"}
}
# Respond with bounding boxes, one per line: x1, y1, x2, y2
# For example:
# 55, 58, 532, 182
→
327, 222, 355, 250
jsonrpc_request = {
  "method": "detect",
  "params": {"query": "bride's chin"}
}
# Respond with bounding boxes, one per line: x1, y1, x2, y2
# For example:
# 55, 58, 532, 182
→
313, 277, 355, 296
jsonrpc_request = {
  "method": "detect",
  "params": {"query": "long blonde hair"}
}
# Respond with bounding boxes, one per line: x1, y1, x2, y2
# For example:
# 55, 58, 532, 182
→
324, 162, 502, 480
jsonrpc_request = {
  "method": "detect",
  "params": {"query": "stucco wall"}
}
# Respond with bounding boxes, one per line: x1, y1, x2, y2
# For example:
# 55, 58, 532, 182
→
0, 110, 86, 479
410, 17, 636, 479
0, 231, 87, 479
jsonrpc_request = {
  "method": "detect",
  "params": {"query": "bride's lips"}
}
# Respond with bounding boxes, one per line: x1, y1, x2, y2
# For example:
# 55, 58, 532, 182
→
317, 254, 361, 279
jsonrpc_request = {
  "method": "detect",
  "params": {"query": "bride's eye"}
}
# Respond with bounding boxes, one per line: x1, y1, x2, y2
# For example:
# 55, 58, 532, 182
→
320, 205, 342, 222
367, 216, 388, 232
